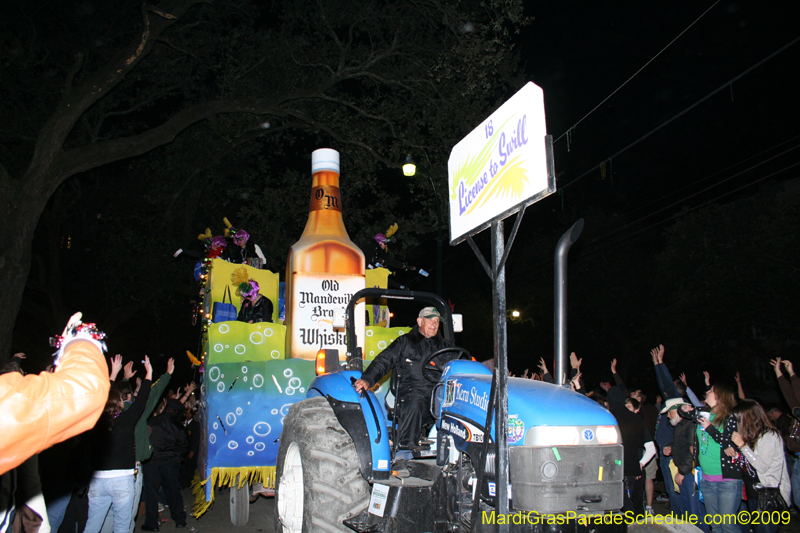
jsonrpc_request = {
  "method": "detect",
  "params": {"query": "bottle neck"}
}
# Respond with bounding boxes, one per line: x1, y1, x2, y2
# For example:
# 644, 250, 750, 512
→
301, 170, 348, 236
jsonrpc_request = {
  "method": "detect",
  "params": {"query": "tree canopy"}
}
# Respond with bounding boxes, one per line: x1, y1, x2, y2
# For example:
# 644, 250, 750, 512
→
0, 0, 527, 362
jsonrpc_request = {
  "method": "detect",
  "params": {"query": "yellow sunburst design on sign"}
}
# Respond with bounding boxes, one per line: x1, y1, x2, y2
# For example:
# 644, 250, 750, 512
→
461, 155, 528, 216
449, 116, 515, 199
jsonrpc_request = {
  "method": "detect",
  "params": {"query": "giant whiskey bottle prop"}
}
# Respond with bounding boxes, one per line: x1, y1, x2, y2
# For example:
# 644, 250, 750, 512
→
285, 149, 366, 360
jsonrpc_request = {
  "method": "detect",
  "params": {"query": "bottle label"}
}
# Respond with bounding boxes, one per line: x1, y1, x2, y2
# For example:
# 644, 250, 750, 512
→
309, 185, 342, 212
289, 273, 365, 359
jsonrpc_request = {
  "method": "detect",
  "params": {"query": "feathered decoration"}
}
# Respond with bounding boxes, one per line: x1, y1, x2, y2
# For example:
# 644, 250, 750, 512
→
186, 350, 202, 367
223, 217, 234, 238
385, 223, 398, 238
197, 228, 212, 243
231, 266, 251, 297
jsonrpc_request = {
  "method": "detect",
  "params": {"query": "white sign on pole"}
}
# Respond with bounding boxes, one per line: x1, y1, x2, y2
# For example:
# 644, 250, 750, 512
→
447, 82, 555, 244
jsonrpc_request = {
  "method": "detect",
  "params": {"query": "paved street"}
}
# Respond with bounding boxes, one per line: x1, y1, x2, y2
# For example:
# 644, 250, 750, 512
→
178, 484, 798, 533
178, 487, 276, 533
183, 486, 680, 533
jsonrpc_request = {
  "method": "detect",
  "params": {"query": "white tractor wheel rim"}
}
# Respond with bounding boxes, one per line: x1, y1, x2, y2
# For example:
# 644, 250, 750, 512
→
277, 442, 304, 533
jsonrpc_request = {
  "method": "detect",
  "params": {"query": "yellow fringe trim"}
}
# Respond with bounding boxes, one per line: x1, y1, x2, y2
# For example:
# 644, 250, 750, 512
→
192, 466, 277, 518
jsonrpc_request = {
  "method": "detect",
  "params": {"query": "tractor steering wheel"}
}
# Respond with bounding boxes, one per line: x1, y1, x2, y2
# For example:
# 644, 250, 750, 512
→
421, 346, 472, 383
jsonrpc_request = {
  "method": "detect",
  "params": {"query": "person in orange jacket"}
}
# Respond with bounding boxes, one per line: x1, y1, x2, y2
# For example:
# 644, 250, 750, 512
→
0, 313, 111, 476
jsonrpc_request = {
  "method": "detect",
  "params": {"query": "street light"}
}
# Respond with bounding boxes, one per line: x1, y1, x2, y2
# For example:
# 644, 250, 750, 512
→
403, 155, 416, 177
404, 155, 443, 296
508, 309, 534, 327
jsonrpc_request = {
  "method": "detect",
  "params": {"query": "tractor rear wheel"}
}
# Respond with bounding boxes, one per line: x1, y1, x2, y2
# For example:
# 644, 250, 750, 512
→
274, 396, 370, 533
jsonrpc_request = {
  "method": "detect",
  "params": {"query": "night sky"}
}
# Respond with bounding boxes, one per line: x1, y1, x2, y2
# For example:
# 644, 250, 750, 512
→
426, 0, 800, 394
525, 0, 799, 215
6, 0, 799, 399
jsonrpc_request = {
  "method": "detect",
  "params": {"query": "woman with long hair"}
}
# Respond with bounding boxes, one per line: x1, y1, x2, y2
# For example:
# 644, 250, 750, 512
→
82, 356, 152, 533
694, 382, 742, 533
731, 400, 790, 533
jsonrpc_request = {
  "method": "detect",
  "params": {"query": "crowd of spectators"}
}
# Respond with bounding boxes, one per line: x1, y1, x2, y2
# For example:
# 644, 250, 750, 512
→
513, 345, 796, 531
5, 313, 800, 533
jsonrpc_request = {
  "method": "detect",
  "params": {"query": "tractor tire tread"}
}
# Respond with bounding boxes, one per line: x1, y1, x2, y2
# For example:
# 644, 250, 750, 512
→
275, 397, 370, 533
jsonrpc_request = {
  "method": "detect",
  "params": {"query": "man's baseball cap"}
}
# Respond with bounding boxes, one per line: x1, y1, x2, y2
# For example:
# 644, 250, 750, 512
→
660, 397, 690, 414
418, 306, 441, 319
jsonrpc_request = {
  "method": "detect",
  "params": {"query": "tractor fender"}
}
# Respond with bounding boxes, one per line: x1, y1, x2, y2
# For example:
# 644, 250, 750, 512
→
308, 371, 392, 481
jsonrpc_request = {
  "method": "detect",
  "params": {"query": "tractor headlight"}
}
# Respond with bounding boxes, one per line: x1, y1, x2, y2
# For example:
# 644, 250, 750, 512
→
524, 426, 579, 446
523, 425, 620, 446
596, 425, 620, 444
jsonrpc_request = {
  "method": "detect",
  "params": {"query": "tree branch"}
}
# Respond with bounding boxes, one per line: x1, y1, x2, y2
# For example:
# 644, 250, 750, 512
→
0, 129, 37, 143
316, 94, 398, 137
166, 123, 294, 213
23, 0, 208, 191
279, 107, 397, 168
156, 37, 201, 60
63, 53, 84, 98
57, 98, 285, 179
93, 84, 183, 138
234, 56, 267, 81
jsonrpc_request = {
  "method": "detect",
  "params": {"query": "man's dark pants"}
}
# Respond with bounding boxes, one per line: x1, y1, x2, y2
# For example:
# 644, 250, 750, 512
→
143, 460, 186, 528
678, 472, 709, 532
623, 475, 645, 516
395, 393, 433, 459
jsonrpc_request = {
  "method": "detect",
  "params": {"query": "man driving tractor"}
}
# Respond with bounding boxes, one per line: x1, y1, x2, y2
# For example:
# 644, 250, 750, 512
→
353, 306, 453, 475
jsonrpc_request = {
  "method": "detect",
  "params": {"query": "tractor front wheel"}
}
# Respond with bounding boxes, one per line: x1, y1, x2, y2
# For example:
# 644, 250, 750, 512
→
275, 396, 370, 533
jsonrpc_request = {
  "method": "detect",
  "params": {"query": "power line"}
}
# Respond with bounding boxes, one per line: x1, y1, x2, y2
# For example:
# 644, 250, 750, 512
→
560, 35, 800, 192
620, 133, 800, 219
474, 154, 800, 294
583, 142, 800, 247
553, 0, 722, 145
566, 159, 800, 268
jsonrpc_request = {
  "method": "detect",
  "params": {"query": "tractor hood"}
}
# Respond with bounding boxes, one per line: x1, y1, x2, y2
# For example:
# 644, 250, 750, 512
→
435, 360, 618, 444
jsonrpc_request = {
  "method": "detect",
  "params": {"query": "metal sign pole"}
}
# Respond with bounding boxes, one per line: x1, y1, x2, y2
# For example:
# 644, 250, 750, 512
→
491, 219, 510, 533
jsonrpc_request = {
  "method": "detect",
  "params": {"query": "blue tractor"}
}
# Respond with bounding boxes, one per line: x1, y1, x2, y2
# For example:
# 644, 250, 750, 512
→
273, 288, 627, 533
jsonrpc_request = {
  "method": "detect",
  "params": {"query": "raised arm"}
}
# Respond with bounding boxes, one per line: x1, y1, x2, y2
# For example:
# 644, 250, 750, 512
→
141, 358, 174, 419
109, 354, 123, 381
570, 353, 584, 390
771, 357, 784, 379
126, 356, 154, 421
179, 382, 197, 405
651, 344, 681, 399
734, 372, 746, 400
539, 357, 554, 384
0, 315, 110, 475
123, 361, 137, 381
775, 359, 800, 409
570, 372, 583, 393
685, 385, 703, 408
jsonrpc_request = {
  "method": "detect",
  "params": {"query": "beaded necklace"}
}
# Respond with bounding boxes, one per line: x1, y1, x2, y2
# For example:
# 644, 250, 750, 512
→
699, 412, 717, 457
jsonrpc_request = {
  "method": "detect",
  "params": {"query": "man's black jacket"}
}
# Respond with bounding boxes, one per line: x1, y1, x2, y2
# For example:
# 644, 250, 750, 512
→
667, 418, 695, 476
148, 412, 187, 462
361, 326, 452, 397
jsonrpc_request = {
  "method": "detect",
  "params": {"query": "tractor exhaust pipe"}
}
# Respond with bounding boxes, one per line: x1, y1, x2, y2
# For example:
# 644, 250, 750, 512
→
554, 218, 584, 387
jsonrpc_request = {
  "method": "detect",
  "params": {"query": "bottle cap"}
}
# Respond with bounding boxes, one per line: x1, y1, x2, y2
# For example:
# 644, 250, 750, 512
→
311, 148, 340, 174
